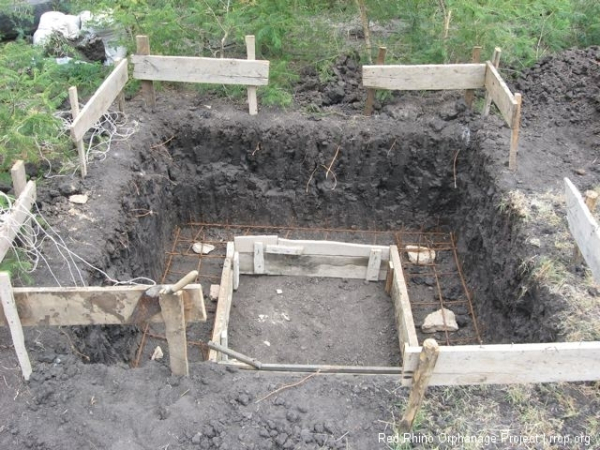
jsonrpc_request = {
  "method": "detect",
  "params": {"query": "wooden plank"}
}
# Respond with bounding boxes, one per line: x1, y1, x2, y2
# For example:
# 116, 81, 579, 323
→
10, 160, 26, 197
398, 339, 439, 432
209, 257, 233, 361
402, 341, 600, 386
131, 55, 269, 86
136, 35, 155, 108
234, 235, 278, 253
0, 284, 205, 327
277, 238, 390, 259
366, 248, 382, 281
483, 47, 502, 116
565, 178, 600, 283
364, 46, 386, 116
509, 92, 522, 171
159, 291, 188, 376
265, 244, 304, 255
233, 251, 240, 291
238, 253, 387, 280
0, 272, 32, 380
385, 260, 393, 294
68, 86, 87, 177
362, 64, 486, 91
71, 58, 129, 142
245, 35, 258, 115
389, 246, 419, 352
254, 242, 265, 274
464, 46, 482, 108
0, 180, 36, 264
484, 61, 517, 126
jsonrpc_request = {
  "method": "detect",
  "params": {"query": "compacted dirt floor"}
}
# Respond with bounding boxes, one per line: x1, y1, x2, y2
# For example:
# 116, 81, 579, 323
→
1, 47, 600, 449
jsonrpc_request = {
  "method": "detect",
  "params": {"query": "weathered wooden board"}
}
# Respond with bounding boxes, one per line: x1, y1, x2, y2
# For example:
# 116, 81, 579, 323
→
389, 246, 419, 352
366, 248, 382, 281
131, 55, 269, 86
238, 253, 387, 280
0, 180, 36, 263
401, 341, 600, 385
0, 284, 205, 327
208, 257, 234, 361
363, 64, 486, 91
10, 160, 26, 197
234, 235, 278, 253
0, 273, 32, 380
71, 58, 128, 142
159, 291, 188, 376
484, 61, 517, 126
565, 178, 600, 283
236, 236, 390, 260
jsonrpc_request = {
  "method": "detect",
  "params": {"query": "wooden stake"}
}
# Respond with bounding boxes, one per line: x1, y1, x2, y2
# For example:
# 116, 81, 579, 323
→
573, 190, 599, 265
10, 160, 26, 197
0, 272, 32, 381
509, 93, 522, 171
245, 35, 258, 115
398, 339, 439, 433
136, 35, 155, 109
68, 86, 87, 178
364, 46, 386, 116
464, 46, 482, 108
114, 58, 126, 113
483, 47, 501, 116
159, 291, 189, 376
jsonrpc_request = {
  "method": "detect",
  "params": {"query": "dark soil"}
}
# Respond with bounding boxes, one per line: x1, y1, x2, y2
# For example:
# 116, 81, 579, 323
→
229, 276, 400, 366
1, 47, 600, 449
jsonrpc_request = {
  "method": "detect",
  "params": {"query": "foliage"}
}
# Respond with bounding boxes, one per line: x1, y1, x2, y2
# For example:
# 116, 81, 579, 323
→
0, 40, 108, 172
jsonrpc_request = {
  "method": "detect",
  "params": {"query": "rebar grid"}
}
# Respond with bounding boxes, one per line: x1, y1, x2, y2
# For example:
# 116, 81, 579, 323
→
159, 222, 482, 351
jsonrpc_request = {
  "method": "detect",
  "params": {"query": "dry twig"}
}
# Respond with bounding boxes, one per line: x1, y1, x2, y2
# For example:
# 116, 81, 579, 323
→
255, 370, 321, 403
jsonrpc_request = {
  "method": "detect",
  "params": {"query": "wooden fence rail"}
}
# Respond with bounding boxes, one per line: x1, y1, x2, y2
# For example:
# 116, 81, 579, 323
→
132, 35, 269, 116
69, 58, 128, 178
362, 48, 522, 171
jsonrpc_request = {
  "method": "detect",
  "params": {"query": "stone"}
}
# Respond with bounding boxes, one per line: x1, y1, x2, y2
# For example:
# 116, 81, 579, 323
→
209, 284, 220, 301
69, 194, 88, 204
574, 168, 586, 176
421, 308, 459, 333
192, 242, 215, 254
406, 245, 436, 265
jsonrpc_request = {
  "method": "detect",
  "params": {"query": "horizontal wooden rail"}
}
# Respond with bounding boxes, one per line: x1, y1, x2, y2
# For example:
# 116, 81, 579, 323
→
234, 236, 389, 280
70, 58, 128, 143
401, 341, 600, 385
362, 63, 486, 91
131, 55, 269, 86
0, 284, 206, 327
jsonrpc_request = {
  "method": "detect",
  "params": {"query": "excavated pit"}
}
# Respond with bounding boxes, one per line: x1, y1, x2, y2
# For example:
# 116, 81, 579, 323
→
99, 110, 557, 366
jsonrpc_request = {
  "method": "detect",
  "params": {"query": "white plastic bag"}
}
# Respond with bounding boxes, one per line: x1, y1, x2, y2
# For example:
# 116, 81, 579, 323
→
33, 11, 80, 46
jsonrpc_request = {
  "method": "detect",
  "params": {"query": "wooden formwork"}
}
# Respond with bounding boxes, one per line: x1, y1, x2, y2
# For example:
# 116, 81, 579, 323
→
362, 47, 522, 171
131, 35, 269, 115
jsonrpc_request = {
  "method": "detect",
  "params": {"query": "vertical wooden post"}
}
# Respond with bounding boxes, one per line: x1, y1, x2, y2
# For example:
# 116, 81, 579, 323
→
509, 93, 522, 171
136, 35, 156, 109
68, 86, 87, 178
245, 35, 258, 115
397, 339, 439, 433
464, 46, 482, 108
573, 190, 599, 264
483, 47, 501, 117
114, 58, 126, 113
10, 160, 27, 198
254, 242, 265, 274
233, 251, 240, 291
159, 291, 189, 376
0, 272, 32, 381
364, 46, 387, 116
